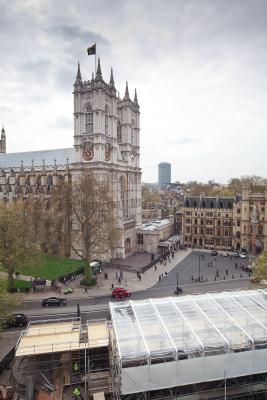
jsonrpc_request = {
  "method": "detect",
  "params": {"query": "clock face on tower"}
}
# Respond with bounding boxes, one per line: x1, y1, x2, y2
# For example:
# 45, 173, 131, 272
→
82, 144, 94, 161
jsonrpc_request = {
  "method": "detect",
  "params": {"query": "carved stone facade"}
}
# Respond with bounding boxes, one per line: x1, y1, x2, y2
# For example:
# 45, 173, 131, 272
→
0, 58, 142, 259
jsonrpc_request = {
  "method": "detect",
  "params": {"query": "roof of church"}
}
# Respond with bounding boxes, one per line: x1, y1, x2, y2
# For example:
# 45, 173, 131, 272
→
0, 148, 75, 168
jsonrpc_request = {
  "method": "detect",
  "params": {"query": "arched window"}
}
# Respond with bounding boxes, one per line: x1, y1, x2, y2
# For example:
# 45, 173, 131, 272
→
131, 118, 134, 144
219, 201, 224, 209
201, 200, 206, 208
228, 201, 233, 209
119, 176, 127, 218
237, 219, 240, 227
85, 105, 93, 133
117, 121, 122, 143
236, 231, 240, 238
210, 201, 214, 208
105, 105, 109, 135
193, 200, 198, 208
185, 199, 190, 208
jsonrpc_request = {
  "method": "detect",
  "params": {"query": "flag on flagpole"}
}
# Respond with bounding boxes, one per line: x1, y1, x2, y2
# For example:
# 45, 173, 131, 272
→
87, 43, 96, 55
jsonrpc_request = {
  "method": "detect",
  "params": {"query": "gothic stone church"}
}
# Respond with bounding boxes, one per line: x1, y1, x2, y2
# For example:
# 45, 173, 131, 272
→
0, 58, 142, 259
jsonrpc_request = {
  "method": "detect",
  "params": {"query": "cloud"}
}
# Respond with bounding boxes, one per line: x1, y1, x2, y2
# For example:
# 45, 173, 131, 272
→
1, 0, 267, 182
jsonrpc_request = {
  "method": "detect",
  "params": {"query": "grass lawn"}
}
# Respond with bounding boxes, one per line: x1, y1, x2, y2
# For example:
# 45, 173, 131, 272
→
13, 279, 32, 289
17, 254, 84, 280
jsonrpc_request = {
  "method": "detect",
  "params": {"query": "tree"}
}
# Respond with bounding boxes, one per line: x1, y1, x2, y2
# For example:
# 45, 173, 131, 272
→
142, 185, 161, 205
66, 172, 121, 285
0, 278, 20, 329
0, 201, 39, 287
253, 251, 267, 283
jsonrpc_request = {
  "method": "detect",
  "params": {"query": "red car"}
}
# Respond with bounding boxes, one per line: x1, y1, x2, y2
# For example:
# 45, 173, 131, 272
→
112, 287, 131, 299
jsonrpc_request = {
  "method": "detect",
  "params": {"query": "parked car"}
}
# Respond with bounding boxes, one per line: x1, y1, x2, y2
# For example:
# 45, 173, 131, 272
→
222, 253, 229, 257
5, 313, 28, 328
240, 252, 247, 259
111, 287, 131, 299
42, 297, 67, 307
233, 252, 239, 258
211, 250, 218, 256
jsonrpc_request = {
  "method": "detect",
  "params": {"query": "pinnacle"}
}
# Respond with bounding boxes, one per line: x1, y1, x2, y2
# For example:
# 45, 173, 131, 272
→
134, 88, 138, 104
109, 68, 115, 88
123, 81, 130, 101
75, 61, 82, 84
95, 57, 103, 80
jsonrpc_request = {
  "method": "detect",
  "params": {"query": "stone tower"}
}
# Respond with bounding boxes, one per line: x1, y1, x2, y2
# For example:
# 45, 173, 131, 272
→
0, 126, 6, 153
72, 58, 141, 258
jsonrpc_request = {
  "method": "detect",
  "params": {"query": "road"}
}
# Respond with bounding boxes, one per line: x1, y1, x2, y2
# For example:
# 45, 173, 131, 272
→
14, 277, 251, 323
10, 251, 252, 331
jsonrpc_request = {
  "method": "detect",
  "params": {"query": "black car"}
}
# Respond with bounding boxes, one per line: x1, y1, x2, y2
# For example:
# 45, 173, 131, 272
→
42, 297, 67, 307
6, 314, 28, 328
211, 250, 218, 256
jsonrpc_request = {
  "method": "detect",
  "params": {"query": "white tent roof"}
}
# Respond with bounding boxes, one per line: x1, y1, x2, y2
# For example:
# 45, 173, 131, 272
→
110, 289, 267, 364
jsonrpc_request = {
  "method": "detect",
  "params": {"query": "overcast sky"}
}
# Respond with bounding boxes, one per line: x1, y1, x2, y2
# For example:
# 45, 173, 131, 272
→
1, 0, 267, 183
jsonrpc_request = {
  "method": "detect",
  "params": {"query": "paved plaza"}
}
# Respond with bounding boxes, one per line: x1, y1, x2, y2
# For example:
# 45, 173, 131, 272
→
153, 251, 251, 288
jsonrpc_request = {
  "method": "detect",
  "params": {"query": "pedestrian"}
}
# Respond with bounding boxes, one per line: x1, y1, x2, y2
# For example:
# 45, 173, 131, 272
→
116, 272, 118, 278
192, 275, 194, 281
84, 287, 88, 293
111, 283, 114, 289
118, 277, 121, 284
165, 271, 168, 276
226, 269, 228, 276
159, 275, 161, 281
161, 273, 164, 278
154, 265, 157, 271
139, 274, 142, 281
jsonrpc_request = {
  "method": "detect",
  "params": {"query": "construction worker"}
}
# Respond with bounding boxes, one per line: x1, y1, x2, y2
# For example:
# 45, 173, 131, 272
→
73, 387, 82, 400
73, 362, 79, 373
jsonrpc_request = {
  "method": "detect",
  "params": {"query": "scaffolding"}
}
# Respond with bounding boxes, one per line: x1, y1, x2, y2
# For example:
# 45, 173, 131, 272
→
109, 289, 267, 398
14, 318, 112, 400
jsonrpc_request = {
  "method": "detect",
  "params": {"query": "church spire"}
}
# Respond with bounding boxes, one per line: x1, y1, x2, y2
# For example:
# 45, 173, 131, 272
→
75, 61, 82, 85
109, 68, 115, 88
123, 81, 130, 101
95, 57, 103, 80
134, 88, 138, 104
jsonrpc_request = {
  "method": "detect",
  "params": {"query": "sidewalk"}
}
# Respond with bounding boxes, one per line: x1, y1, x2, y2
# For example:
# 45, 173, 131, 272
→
21, 249, 192, 300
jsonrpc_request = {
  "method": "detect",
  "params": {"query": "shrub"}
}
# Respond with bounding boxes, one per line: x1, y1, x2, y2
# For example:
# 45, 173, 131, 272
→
80, 277, 97, 287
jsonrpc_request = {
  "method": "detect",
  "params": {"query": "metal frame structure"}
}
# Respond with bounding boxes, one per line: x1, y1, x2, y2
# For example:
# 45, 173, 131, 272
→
14, 318, 111, 399
109, 289, 267, 397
